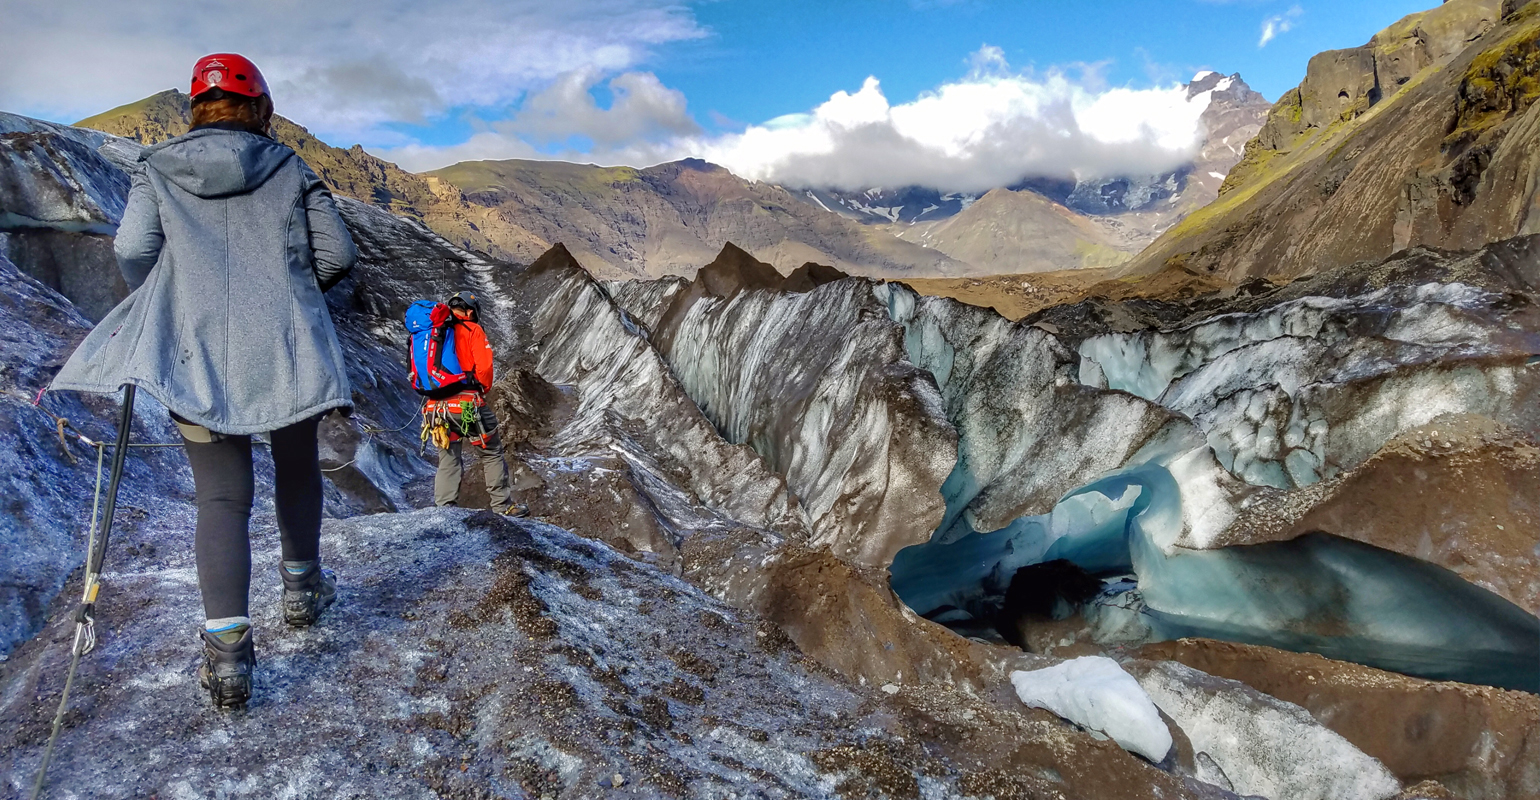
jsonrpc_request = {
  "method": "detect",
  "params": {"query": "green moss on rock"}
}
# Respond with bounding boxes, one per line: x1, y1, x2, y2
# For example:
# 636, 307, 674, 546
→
1450, 17, 1540, 143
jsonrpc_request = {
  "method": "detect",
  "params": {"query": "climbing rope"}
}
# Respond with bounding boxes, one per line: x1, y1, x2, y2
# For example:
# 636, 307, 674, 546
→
361, 404, 424, 436
29, 442, 103, 800
18, 391, 179, 454
30, 385, 136, 800
24, 389, 424, 460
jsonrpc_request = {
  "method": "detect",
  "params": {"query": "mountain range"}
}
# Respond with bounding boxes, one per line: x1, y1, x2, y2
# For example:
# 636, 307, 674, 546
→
74, 73, 1268, 280
910, 0, 1540, 319
809, 72, 1270, 272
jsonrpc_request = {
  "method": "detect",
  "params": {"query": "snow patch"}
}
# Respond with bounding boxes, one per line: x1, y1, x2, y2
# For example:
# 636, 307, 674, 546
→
1010, 657, 1172, 762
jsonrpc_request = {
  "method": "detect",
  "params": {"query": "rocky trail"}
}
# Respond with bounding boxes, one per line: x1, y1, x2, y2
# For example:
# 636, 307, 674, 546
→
1, 88, 1538, 800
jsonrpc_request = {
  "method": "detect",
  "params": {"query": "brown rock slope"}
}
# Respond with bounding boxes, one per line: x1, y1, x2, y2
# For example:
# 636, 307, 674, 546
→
901, 263, 1228, 321
76, 91, 967, 281
429, 157, 969, 279
75, 89, 547, 264
895, 187, 1133, 273
1123, 0, 1540, 283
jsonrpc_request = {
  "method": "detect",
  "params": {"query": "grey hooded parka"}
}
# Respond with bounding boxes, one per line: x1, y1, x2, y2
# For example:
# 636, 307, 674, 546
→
51, 127, 358, 435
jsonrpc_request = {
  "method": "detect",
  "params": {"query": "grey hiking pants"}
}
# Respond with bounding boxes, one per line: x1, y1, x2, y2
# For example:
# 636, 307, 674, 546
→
434, 404, 513, 508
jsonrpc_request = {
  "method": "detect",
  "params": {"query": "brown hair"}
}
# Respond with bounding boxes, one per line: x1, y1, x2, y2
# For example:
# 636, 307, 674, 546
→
190, 89, 273, 135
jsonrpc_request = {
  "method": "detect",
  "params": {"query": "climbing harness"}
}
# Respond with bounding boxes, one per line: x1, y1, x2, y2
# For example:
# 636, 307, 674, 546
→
420, 393, 490, 453
30, 385, 136, 800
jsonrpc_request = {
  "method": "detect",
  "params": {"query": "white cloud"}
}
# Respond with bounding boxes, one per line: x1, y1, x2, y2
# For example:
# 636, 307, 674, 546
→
381, 46, 1226, 192
0, 0, 703, 142
505, 68, 700, 147
1259, 6, 1304, 48
967, 44, 1011, 76
377, 68, 698, 172
683, 51, 1222, 193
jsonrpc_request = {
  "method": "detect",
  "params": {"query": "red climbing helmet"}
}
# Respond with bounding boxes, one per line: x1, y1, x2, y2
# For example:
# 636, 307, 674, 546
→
190, 53, 270, 100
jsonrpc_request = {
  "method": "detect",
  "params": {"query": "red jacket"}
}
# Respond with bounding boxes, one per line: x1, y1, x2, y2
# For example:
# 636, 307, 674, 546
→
453, 318, 494, 391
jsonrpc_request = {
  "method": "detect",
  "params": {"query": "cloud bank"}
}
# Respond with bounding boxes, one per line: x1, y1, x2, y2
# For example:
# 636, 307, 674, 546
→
384, 48, 1223, 194
692, 61, 1219, 193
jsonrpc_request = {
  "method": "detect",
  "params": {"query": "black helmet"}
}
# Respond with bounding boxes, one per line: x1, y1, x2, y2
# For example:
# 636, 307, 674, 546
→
447, 290, 481, 320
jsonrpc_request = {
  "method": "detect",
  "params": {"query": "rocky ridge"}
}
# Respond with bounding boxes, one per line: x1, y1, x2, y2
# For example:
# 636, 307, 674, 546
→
76, 92, 969, 282
1123, 0, 1540, 283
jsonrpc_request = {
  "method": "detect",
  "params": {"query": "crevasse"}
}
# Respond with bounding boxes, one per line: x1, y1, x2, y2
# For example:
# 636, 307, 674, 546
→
875, 280, 1540, 692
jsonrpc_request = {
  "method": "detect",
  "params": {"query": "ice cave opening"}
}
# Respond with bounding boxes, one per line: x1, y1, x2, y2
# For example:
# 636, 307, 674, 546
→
889, 462, 1540, 693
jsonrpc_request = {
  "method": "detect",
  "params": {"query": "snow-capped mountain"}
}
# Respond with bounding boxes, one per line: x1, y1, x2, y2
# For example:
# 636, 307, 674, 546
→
798, 185, 977, 225
790, 72, 1272, 274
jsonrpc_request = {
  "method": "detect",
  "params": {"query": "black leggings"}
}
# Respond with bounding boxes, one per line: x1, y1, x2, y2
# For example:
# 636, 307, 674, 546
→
182, 416, 323, 620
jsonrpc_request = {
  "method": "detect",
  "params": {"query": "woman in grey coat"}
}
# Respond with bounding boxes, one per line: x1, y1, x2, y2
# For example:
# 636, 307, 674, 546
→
51, 54, 356, 707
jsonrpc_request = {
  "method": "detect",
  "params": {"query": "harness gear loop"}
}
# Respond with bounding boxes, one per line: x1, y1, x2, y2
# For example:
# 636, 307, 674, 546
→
420, 392, 490, 450
30, 385, 136, 800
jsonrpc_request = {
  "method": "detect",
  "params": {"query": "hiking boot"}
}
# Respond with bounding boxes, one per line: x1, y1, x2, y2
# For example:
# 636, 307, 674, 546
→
502, 502, 530, 518
280, 561, 337, 627
198, 627, 254, 708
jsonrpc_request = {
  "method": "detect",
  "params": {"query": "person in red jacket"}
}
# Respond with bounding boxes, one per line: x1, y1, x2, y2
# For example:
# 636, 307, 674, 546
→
431, 291, 527, 516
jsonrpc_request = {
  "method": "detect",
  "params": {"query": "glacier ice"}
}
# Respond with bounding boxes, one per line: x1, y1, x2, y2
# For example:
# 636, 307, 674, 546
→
1133, 529, 1540, 692
877, 244, 1540, 690
1010, 656, 1172, 763
525, 249, 811, 543
598, 244, 1540, 693
604, 263, 957, 567
874, 281, 1180, 541
1075, 278, 1540, 490
1134, 660, 1401, 800
893, 455, 1540, 691
0, 112, 126, 235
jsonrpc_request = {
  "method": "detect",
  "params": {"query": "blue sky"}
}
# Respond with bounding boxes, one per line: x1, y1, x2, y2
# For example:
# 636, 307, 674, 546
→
661, 0, 1430, 137
1, 0, 1441, 185
372, 0, 1431, 151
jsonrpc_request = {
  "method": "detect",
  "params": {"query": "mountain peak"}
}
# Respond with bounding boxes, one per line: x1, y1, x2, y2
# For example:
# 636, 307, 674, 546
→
1187, 71, 1264, 104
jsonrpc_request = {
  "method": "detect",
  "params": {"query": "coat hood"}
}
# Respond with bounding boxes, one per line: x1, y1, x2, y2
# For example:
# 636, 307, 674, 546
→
143, 128, 294, 198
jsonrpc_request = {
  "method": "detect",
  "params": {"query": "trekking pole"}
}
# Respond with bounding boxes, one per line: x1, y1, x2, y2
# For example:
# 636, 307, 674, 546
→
30, 384, 137, 800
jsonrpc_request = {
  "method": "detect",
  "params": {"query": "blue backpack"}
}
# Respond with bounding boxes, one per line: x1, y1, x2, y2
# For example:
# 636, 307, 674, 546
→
404, 301, 477, 398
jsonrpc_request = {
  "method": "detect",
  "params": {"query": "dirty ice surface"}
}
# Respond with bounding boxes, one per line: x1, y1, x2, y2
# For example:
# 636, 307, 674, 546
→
2, 509, 1013, 799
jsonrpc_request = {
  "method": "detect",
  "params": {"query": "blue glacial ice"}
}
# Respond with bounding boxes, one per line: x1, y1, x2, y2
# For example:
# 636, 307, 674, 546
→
876, 264, 1540, 692
891, 457, 1540, 692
